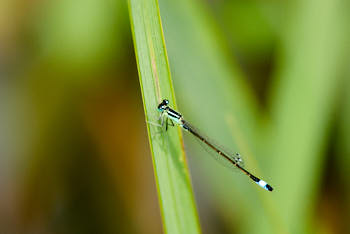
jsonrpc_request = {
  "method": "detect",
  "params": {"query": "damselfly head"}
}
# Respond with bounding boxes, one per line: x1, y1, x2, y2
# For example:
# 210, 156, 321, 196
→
158, 99, 169, 112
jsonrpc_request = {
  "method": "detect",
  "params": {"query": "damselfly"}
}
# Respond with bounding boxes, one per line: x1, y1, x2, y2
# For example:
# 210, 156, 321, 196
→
156, 99, 273, 192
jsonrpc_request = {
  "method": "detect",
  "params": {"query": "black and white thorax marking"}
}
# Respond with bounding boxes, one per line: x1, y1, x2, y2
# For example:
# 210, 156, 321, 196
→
165, 108, 183, 123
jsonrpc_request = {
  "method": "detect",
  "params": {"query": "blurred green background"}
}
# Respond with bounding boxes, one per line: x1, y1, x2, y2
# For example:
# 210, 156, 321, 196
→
1, 0, 349, 233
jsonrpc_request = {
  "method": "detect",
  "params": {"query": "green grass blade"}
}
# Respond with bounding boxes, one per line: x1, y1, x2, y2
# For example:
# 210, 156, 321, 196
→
128, 0, 201, 233
266, 0, 345, 233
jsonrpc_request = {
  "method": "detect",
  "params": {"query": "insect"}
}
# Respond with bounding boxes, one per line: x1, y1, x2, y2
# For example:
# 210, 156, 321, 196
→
156, 99, 273, 191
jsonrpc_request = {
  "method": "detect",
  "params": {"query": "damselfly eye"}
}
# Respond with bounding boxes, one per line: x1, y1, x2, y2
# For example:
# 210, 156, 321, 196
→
157, 99, 169, 111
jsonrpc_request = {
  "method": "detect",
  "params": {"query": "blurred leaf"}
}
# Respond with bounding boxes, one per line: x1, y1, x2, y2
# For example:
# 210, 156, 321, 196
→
128, 0, 200, 233
219, 1, 278, 57
266, 0, 346, 233
35, 0, 126, 70
337, 66, 350, 233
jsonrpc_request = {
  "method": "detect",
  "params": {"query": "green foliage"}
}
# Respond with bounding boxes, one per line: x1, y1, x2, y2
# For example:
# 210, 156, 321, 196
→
129, 0, 349, 233
128, 0, 200, 233
159, 0, 347, 233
